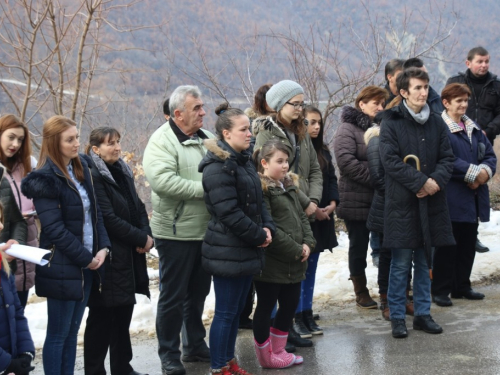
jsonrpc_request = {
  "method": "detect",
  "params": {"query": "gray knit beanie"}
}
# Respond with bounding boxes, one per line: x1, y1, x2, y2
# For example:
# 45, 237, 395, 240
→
265, 80, 304, 112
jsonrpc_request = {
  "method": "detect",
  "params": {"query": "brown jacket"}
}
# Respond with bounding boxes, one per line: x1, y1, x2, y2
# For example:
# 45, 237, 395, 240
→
333, 106, 374, 221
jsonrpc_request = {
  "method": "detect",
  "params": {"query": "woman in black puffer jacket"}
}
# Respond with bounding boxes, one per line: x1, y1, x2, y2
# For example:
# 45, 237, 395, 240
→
21, 116, 110, 375
198, 103, 275, 375
333, 86, 388, 309
83, 127, 152, 375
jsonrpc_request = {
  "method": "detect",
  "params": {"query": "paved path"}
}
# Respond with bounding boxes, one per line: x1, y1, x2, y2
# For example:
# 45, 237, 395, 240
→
31, 282, 500, 374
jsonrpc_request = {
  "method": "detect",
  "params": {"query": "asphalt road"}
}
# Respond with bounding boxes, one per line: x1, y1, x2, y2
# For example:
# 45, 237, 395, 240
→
31, 282, 500, 375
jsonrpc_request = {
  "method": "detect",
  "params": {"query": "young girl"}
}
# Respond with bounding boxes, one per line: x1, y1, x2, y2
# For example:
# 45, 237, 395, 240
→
0, 197, 35, 374
293, 106, 339, 336
252, 139, 316, 369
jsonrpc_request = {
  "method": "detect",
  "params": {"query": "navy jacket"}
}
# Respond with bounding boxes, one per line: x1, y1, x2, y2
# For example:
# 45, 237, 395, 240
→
21, 155, 110, 301
0, 270, 34, 373
428, 86, 445, 115
443, 113, 497, 223
199, 139, 275, 277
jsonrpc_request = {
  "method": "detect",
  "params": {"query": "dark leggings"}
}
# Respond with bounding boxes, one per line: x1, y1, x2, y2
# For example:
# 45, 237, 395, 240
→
253, 281, 301, 344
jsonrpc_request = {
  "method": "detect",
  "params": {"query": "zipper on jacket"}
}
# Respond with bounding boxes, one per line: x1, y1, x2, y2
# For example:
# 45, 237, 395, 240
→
172, 201, 185, 235
47, 245, 55, 267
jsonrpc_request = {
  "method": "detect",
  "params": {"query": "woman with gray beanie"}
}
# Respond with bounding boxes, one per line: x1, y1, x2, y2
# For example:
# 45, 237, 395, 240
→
253, 79, 323, 347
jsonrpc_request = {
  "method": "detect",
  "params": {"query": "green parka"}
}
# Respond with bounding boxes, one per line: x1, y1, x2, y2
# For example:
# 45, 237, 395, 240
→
143, 119, 215, 240
255, 173, 316, 284
253, 115, 323, 210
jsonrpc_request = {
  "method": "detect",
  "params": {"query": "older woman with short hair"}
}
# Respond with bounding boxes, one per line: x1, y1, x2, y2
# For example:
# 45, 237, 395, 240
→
432, 83, 496, 307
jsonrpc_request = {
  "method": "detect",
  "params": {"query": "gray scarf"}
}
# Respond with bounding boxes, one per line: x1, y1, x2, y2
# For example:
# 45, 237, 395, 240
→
403, 101, 430, 124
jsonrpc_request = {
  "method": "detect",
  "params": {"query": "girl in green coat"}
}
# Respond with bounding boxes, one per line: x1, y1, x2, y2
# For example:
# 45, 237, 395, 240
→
252, 139, 316, 369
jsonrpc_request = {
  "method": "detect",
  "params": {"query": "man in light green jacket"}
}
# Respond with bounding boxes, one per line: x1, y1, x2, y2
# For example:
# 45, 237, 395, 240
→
144, 85, 214, 375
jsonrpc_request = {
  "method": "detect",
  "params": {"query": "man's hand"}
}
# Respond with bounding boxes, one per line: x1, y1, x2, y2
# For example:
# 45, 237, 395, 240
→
323, 201, 337, 216
305, 202, 318, 217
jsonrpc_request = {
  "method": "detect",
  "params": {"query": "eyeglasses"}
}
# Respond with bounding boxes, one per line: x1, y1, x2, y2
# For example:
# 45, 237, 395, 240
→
285, 102, 305, 110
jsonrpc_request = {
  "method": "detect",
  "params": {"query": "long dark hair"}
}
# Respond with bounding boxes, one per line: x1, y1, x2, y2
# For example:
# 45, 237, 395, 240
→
253, 83, 274, 116
304, 106, 327, 171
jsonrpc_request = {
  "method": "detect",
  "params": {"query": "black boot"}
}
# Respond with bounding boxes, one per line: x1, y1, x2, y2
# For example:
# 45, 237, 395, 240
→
391, 319, 408, 338
302, 310, 323, 335
293, 312, 312, 338
413, 315, 443, 334
285, 341, 296, 353
287, 327, 313, 347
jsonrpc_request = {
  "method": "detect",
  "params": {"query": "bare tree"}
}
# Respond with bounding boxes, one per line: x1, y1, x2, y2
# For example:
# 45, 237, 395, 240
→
0, 0, 165, 149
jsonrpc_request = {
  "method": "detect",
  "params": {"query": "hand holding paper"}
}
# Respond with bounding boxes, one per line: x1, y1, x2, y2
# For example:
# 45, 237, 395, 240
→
2, 243, 52, 266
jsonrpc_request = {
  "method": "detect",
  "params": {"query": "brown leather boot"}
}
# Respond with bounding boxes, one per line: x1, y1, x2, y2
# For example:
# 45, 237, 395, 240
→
350, 275, 377, 309
379, 294, 390, 321
406, 290, 414, 316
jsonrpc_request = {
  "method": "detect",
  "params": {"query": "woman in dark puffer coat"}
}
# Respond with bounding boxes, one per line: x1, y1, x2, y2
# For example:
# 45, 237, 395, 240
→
21, 116, 110, 375
334, 86, 388, 309
198, 103, 275, 375
84, 127, 152, 375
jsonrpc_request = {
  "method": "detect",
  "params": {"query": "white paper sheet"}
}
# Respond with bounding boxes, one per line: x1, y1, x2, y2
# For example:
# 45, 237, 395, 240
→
3, 244, 51, 266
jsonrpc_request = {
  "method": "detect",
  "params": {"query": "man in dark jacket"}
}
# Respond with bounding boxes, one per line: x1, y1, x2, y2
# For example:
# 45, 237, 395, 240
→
380, 68, 455, 339
446, 46, 500, 253
403, 58, 444, 114
384, 59, 405, 105
446, 46, 500, 145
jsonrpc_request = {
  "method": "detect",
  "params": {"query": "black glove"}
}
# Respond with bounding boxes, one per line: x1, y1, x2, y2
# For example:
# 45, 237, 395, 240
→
3, 355, 34, 374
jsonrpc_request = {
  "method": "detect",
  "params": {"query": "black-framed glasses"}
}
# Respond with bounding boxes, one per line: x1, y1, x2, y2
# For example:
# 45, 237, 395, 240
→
285, 102, 305, 110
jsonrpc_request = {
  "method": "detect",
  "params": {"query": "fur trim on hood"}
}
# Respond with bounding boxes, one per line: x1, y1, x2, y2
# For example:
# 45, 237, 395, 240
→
204, 139, 231, 160
259, 172, 299, 192
341, 106, 372, 131
244, 107, 260, 120
364, 126, 380, 145
21, 169, 63, 199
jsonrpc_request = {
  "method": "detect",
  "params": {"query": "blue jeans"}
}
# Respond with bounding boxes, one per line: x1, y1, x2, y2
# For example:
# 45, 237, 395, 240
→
370, 231, 381, 258
296, 252, 320, 313
43, 269, 93, 375
388, 248, 430, 319
210, 275, 253, 369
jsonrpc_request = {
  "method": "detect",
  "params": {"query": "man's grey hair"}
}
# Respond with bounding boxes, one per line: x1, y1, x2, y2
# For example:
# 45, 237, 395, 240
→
169, 85, 202, 118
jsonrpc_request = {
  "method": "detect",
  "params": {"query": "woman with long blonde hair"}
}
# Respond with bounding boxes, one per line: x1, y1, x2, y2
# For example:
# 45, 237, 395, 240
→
21, 115, 110, 375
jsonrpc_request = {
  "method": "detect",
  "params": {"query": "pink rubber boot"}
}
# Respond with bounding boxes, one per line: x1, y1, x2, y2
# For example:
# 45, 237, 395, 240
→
270, 327, 303, 365
254, 337, 295, 369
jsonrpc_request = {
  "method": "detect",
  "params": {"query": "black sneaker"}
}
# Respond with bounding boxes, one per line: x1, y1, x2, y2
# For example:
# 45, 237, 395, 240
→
162, 360, 186, 375
293, 312, 312, 338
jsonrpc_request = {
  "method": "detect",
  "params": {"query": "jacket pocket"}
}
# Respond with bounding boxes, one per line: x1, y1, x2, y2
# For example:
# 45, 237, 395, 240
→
172, 201, 185, 235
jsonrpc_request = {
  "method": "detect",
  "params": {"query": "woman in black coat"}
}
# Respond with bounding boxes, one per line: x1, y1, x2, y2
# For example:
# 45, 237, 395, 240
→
198, 103, 275, 374
83, 127, 152, 375
21, 116, 110, 375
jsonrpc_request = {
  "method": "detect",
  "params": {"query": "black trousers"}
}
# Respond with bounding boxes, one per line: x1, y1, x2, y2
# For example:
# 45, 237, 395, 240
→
155, 239, 211, 364
84, 304, 134, 375
432, 222, 478, 296
253, 281, 301, 344
344, 220, 370, 276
